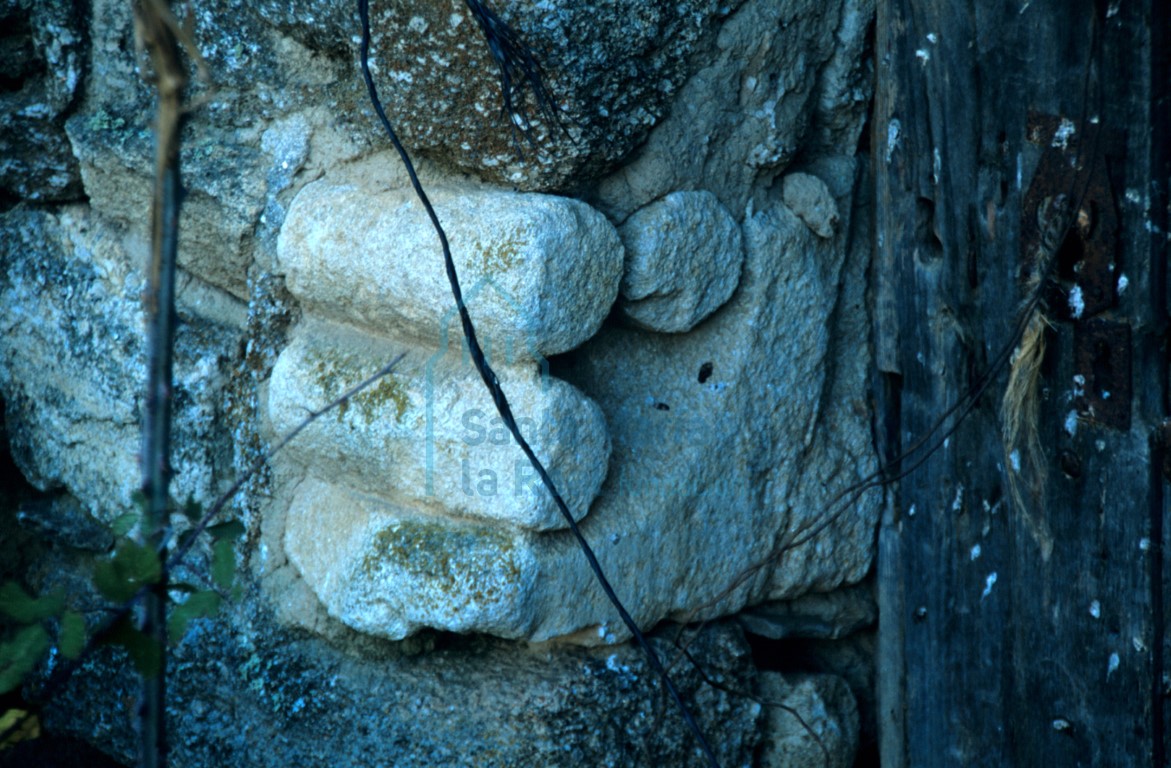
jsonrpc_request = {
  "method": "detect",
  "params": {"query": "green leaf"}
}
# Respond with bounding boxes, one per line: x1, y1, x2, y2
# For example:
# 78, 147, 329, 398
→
167, 590, 221, 643
211, 538, 237, 592
0, 624, 51, 694
0, 582, 63, 624
93, 542, 162, 603
129, 490, 148, 512
58, 611, 86, 660
102, 617, 162, 678
206, 520, 245, 541
0, 707, 40, 747
109, 511, 140, 538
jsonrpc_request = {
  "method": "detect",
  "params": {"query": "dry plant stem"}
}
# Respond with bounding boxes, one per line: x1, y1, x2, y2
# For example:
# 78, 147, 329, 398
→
1000, 194, 1072, 559
133, 1, 188, 766
356, 2, 719, 765
1001, 310, 1054, 557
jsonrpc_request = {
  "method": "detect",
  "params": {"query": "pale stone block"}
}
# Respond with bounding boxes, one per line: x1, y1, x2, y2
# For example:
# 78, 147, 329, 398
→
279, 168, 879, 643
277, 175, 624, 357
529, 169, 880, 640
617, 190, 743, 333
783, 172, 842, 238
0, 208, 234, 522
283, 476, 540, 640
267, 322, 610, 531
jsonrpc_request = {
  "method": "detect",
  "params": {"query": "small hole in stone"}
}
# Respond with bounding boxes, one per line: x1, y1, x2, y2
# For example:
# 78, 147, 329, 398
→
697, 361, 713, 383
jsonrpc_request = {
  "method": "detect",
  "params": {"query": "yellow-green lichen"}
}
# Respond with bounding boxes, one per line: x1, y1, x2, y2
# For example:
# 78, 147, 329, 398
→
352, 376, 409, 424
474, 226, 527, 276
362, 519, 522, 608
303, 346, 409, 426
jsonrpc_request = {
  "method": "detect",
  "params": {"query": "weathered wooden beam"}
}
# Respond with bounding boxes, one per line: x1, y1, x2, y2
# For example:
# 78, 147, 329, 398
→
874, 1, 1168, 765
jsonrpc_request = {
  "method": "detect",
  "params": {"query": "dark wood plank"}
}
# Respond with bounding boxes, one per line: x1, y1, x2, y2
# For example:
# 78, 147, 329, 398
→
874, 1, 1167, 765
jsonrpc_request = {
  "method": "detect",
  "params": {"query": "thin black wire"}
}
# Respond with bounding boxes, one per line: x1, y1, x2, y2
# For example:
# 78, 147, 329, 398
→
356, 2, 719, 765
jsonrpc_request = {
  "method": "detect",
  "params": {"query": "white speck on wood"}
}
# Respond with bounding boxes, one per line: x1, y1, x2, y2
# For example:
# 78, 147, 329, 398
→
1052, 118, 1076, 149
981, 572, 997, 600
1068, 284, 1085, 318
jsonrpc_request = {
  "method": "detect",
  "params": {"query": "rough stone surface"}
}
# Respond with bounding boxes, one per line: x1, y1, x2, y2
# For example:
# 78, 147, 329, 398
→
0, 208, 236, 522
617, 190, 743, 333
738, 582, 877, 640
588, 0, 869, 221
757, 672, 860, 768
58, 0, 352, 299
284, 477, 541, 639
30, 559, 763, 768
783, 172, 842, 238
277, 168, 624, 356
0, 0, 87, 201
795, 631, 879, 759
15, 491, 116, 553
65, 112, 270, 299
266, 162, 879, 646
546, 161, 880, 636
252, 0, 743, 191
268, 322, 610, 532
0, 0, 881, 764
765, 155, 877, 599
806, 0, 876, 157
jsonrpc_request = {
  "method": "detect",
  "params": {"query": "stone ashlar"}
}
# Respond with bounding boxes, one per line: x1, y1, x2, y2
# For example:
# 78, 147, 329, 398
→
267, 319, 610, 533
276, 171, 625, 357
274, 159, 880, 643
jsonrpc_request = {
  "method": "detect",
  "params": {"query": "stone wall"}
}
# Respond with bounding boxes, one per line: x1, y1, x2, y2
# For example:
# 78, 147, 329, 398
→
0, 0, 878, 765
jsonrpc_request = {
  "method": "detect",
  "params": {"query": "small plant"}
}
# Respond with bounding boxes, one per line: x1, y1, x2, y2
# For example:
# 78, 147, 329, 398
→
0, 495, 245, 745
